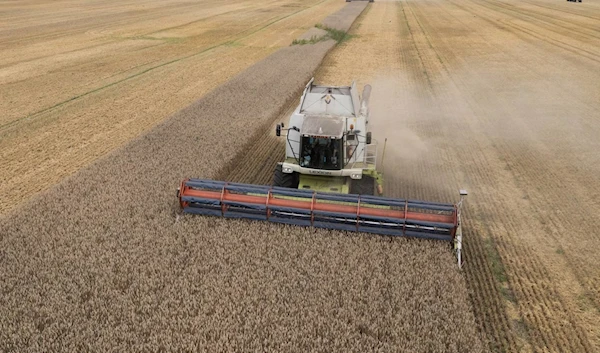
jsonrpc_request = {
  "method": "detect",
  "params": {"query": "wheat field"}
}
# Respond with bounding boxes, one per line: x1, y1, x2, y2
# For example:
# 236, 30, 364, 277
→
3, 0, 599, 351
0, 3, 484, 351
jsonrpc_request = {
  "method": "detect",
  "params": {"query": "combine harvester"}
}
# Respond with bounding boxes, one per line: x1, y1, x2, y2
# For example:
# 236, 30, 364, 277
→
178, 79, 468, 267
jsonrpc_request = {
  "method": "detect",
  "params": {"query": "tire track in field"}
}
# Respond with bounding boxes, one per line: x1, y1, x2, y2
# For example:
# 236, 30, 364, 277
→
1, 0, 330, 131
398, 1, 522, 351
484, 0, 600, 38
0, 0, 255, 45
0, 0, 349, 216
464, 0, 600, 63
441, 0, 600, 326
443, 0, 600, 108
404, 0, 597, 351
446, 0, 600, 67
519, 0, 600, 22
0, 1, 218, 45
0, 0, 252, 69
420, 2, 592, 350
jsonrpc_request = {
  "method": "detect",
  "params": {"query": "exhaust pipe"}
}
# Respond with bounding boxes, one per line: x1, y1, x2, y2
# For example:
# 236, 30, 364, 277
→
359, 84, 371, 117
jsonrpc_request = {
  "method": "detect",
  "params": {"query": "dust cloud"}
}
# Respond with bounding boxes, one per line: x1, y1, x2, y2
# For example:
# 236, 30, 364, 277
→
365, 72, 467, 200
365, 63, 600, 201
368, 74, 431, 162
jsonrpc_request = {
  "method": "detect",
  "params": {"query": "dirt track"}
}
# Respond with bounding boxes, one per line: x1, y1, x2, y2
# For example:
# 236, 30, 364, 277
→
228, 0, 600, 351
0, 0, 346, 214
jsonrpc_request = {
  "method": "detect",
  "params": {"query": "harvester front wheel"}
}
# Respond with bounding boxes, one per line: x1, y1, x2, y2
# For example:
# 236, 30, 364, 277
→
273, 165, 299, 188
350, 175, 375, 196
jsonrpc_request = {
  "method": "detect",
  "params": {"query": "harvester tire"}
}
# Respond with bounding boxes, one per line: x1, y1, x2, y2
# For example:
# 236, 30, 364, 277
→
273, 165, 299, 188
350, 175, 375, 196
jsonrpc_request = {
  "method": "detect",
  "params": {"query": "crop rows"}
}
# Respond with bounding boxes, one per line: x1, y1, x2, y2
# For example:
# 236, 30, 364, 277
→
312, 0, 600, 352
0, 3, 485, 352
0, 0, 348, 215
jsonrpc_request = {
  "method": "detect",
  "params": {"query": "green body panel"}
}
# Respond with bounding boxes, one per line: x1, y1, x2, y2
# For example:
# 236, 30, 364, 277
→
362, 168, 384, 194
298, 174, 349, 194
282, 158, 384, 195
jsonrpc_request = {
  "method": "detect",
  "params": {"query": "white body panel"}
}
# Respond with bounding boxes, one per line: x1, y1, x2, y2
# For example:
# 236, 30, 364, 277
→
280, 163, 364, 178
285, 78, 372, 173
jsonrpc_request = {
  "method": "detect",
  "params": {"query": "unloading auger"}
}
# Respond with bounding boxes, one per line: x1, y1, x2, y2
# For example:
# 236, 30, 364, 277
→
178, 79, 468, 267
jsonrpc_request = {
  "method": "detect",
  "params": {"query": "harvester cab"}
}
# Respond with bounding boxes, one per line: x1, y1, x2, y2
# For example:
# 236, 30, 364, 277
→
275, 78, 382, 196
178, 78, 468, 268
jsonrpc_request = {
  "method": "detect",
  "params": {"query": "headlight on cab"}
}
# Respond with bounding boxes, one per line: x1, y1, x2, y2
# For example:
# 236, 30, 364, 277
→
350, 173, 362, 180
282, 166, 293, 173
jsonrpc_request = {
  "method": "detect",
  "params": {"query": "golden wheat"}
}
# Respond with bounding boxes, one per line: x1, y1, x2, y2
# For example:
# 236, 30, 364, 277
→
0, 3, 483, 351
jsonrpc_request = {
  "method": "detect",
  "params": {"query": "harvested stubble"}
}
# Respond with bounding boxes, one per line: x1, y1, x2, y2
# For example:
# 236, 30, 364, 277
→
0, 3, 483, 352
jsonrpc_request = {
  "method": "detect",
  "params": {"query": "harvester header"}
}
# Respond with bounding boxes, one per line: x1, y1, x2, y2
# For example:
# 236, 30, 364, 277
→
178, 179, 467, 267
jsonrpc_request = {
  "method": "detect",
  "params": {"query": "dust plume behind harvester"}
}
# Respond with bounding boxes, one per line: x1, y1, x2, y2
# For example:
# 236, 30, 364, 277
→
178, 79, 468, 267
